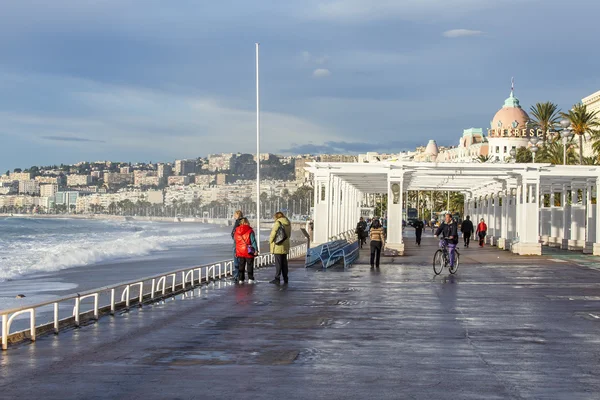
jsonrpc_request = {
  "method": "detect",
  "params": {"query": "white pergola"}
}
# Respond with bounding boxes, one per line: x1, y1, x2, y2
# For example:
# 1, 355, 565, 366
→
308, 161, 600, 256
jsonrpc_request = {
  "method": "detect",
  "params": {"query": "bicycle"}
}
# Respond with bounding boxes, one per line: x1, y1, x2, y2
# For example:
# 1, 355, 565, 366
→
433, 237, 460, 275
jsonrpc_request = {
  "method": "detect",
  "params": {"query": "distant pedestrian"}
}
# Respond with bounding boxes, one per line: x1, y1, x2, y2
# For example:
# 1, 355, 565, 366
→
356, 217, 367, 248
461, 215, 474, 248
269, 211, 292, 285
234, 218, 259, 284
476, 218, 487, 247
369, 219, 385, 269
413, 219, 424, 246
231, 210, 244, 281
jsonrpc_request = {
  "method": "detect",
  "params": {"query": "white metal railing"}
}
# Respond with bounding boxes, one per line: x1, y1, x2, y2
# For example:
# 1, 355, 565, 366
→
1, 243, 307, 351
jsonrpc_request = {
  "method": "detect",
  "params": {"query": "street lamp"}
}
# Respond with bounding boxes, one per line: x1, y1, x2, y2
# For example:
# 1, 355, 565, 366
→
559, 119, 573, 165
529, 136, 539, 163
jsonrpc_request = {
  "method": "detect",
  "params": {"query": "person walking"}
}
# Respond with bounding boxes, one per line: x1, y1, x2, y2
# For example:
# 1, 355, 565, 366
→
233, 218, 259, 284
461, 215, 474, 248
414, 219, 424, 246
435, 213, 459, 269
231, 210, 244, 282
356, 217, 367, 248
269, 211, 292, 285
476, 218, 487, 247
369, 219, 385, 269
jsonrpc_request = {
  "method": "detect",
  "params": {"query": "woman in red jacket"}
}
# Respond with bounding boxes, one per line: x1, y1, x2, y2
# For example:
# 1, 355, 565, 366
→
234, 218, 259, 284
476, 218, 487, 247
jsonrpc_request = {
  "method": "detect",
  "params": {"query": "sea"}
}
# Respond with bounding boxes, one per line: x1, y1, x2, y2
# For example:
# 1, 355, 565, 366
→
0, 217, 235, 312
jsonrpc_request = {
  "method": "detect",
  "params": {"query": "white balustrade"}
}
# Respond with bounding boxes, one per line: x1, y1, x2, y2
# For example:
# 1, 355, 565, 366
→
0, 244, 308, 351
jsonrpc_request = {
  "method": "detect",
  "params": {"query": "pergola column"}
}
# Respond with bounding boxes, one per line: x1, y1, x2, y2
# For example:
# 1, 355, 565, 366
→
486, 195, 494, 244
386, 170, 405, 255
492, 193, 502, 246
593, 177, 600, 255
569, 186, 586, 251
498, 189, 510, 250
513, 177, 542, 255
312, 173, 330, 245
549, 189, 561, 247
561, 184, 571, 250
585, 180, 596, 254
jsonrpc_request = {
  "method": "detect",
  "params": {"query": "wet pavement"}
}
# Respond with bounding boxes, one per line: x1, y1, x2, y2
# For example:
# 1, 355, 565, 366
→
2, 233, 600, 399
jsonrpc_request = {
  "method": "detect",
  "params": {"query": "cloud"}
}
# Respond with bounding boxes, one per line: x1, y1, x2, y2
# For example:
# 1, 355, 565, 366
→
313, 68, 332, 78
0, 71, 341, 165
443, 29, 483, 38
43, 136, 105, 143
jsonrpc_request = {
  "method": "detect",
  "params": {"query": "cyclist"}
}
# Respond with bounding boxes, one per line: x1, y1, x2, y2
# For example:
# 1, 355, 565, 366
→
435, 212, 458, 269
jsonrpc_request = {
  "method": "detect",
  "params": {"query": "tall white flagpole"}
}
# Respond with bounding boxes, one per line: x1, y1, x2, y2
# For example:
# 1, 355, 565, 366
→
255, 43, 261, 251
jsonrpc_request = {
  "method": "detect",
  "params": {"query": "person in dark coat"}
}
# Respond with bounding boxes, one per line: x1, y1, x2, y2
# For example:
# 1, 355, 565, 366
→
435, 213, 459, 268
413, 219, 424, 246
356, 217, 367, 248
460, 215, 474, 248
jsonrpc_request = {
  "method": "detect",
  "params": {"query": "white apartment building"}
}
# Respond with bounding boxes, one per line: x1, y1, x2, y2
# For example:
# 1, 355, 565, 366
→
134, 171, 159, 186
174, 159, 196, 176
168, 176, 189, 186
193, 174, 214, 185
157, 163, 172, 180
40, 183, 58, 197
580, 89, 600, 158
76, 189, 163, 213
164, 184, 202, 205
91, 171, 103, 179
19, 180, 40, 195
67, 174, 92, 186
35, 176, 61, 184
11, 172, 32, 181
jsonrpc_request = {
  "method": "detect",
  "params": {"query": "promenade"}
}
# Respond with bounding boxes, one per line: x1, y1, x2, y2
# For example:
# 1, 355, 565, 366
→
2, 233, 600, 399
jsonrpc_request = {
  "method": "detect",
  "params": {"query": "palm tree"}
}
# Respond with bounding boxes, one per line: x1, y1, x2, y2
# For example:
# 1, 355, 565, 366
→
530, 102, 561, 141
581, 156, 599, 165
561, 103, 600, 164
537, 140, 577, 165
475, 155, 492, 163
515, 147, 533, 163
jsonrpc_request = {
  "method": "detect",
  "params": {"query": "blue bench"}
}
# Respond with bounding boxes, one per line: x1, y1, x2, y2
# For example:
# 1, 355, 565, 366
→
325, 240, 360, 269
305, 239, 347, 268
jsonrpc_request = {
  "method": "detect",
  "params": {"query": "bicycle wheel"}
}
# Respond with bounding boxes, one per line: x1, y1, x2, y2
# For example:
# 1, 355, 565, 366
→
433, 250, 444, 275
449, 251, 460, 274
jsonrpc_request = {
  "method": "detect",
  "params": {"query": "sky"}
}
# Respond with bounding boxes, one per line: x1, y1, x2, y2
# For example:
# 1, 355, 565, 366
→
1, 0, 600, 172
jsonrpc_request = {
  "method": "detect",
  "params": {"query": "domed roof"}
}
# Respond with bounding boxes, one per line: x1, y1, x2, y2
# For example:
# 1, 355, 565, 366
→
491, 91, 529, 130
424, 140, 439, 156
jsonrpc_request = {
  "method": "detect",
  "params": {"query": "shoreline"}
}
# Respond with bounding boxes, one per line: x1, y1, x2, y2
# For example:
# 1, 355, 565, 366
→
0, 213, 229, 225
0, 213, 309, 230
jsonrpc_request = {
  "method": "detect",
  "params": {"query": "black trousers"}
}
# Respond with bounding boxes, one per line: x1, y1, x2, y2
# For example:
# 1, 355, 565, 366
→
274, 254, 288, 282
370, 240, 382, 267
478, 231, 486, 246
415, 229, 422, 245
463, 232, 471, 247
237, 257, 255, 281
